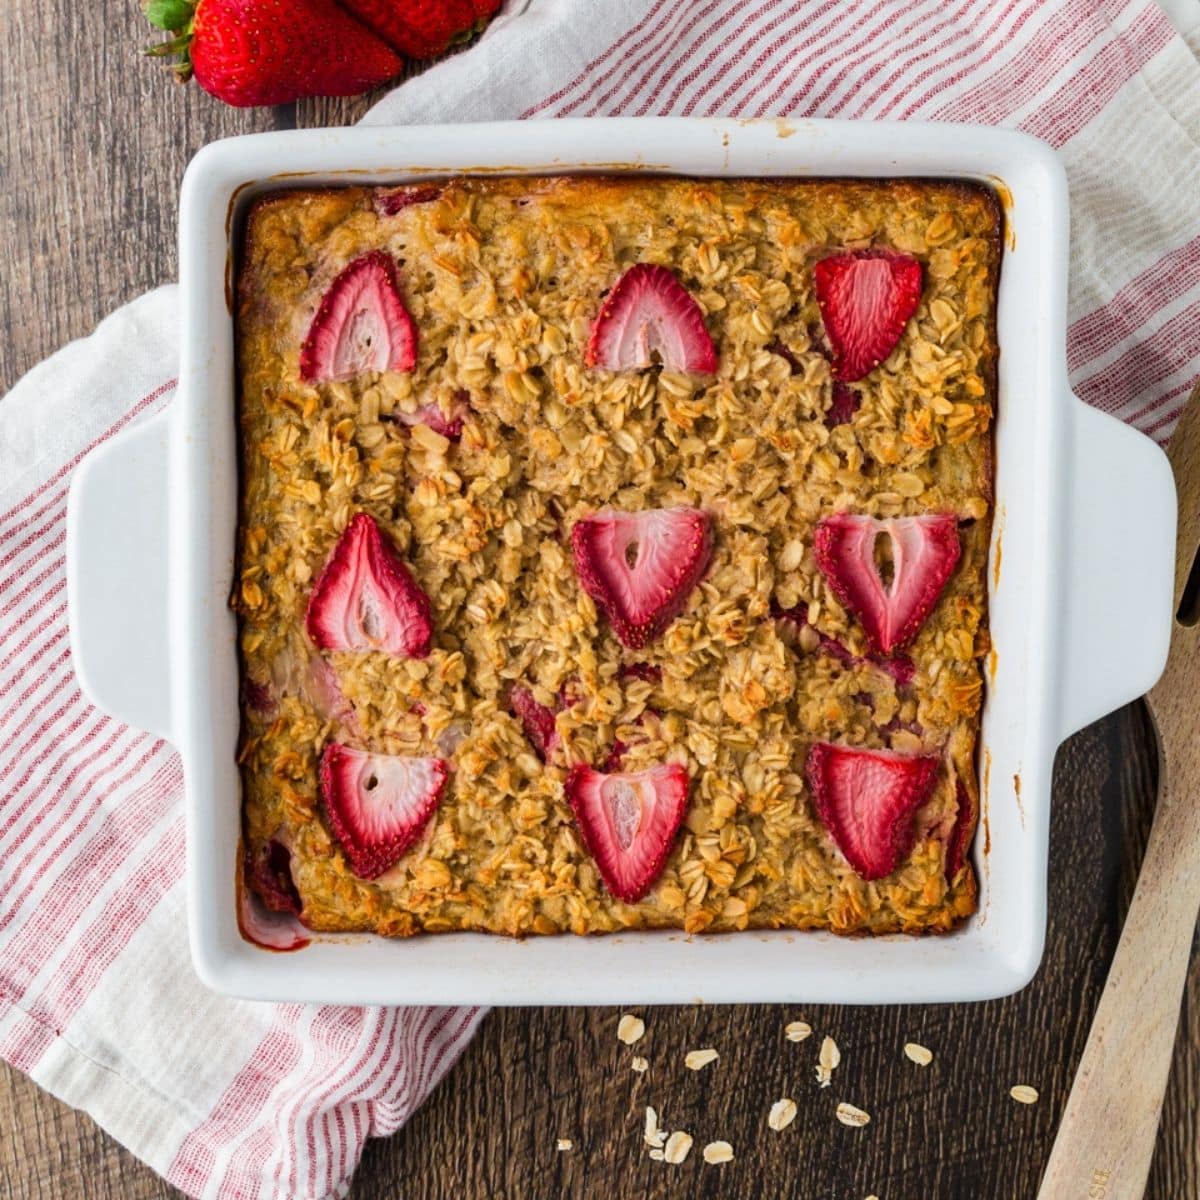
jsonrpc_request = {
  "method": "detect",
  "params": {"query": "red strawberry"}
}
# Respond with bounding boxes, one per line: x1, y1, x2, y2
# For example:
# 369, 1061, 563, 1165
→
772, 602, 915, 686
945, 777, 975, 882
238, 882, 310, 952
586, 264, 718, 375
306, 513, 433, 658
813, 513, 960, 655
389, 393, 469, 440
300, 252, 417, 383
566, 763, 690, 902
806, 742, 940, 880
572, 507, 714, 650
508, 684, 559, 762
338, 0, 502, 59
320, 743, 448, 878
374, 185, 443, 216
814, 250, 923, 382
142, 0, 403, 107
826, 382, 861, 428
246, 839, 302, 914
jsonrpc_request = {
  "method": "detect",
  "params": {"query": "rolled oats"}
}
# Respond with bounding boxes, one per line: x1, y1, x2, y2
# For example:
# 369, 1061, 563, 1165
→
702, 1140, 735, 1164
768, 1098, 797, 1131
836, 1102, 871, 1128
904, 1042, 933, 1066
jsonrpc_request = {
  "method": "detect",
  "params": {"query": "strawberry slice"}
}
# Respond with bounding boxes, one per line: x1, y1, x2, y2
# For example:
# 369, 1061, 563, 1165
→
825, 382, 861, 428
945, 777, 975, 882
586, 264, 717, 374
319, 743, 449, 879
374, 185, 443, 216
389, 393, 469, 440
814, 250, 922, 382
572, 507, 714, 650
813, 513, 960, 655
508, 684, 559, 762
246, 839, 302, 915
805, 742, 940, 880
306, 513, 433, 659
300, 252, 417, 383
772, 602, 915, 686
565, 763, 690, 902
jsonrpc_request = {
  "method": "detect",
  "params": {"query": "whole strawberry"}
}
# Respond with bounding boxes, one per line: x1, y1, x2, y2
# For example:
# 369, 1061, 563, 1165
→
143, 0, 404, 107
339, 0, 503, 59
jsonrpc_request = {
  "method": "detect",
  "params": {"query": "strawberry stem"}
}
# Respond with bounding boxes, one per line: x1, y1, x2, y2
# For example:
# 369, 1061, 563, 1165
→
141, 0, 196, 83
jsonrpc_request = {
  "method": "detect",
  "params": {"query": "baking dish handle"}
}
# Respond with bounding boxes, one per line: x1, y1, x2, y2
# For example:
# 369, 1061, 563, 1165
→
66, 407, 174, 743
1057, 399, 1175, 742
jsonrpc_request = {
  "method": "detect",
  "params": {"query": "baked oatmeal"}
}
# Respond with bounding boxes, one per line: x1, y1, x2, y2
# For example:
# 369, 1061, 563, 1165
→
234, 176, 999, 940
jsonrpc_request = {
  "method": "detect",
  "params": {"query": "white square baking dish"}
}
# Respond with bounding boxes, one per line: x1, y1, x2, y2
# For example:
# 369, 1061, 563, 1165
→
66, 118, 1175, 1005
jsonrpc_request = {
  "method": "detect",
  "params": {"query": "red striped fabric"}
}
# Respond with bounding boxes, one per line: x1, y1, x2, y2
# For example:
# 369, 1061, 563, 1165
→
2, 3, 1196, 1198
0, 383, 483, 1198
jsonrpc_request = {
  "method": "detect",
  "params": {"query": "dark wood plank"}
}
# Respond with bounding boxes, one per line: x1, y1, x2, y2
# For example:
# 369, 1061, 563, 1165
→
2, 4, 1196, 1196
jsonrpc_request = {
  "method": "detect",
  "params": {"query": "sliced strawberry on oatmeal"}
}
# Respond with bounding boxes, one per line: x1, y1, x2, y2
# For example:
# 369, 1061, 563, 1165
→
814, 250, 922, 382
508, 684, 560, 762
944, 777, 975, 882
825, 382, 861, 428
813, 512, 960, 655
246, 839, 302, 915
566, 763, 690, 902
586, 264, 717, 374
319, 743, 449, 879
306, 513, 433, 658
374, 185, 443, 217
300, 251, 417, 383
390, 393, 469, 440
572, 507, 713, 650
772, 602, 916, 686
805, 742, 941, 880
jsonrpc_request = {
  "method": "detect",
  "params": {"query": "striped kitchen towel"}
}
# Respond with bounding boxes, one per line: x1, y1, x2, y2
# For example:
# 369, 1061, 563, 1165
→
1, 3, 1198, 1199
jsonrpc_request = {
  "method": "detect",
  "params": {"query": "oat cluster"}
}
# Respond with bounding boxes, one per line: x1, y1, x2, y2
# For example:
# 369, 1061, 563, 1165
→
235, 176, 998, 937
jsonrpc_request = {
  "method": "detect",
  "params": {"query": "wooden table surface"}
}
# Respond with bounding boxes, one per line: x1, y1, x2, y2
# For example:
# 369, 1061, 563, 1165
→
2, 3, 1197, 1197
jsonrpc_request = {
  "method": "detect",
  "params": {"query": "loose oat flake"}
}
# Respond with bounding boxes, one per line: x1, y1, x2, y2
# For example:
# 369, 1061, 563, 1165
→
664, 1131, 694, 1164
768, 1098, 797, 1132
648, 1148, 665, 1161
1010, 1085, 1039, 1105
618, 1014, 646, 1045
644, 1106, 665, 1148
703, 1140, 735, 1164
836, 1102, 871, 1128
685, 1048, 720, 1071
904, 1042, 933, 1066
816, 1035, 841, 1087
785, 1020, 813, 1043
631, 1056, 649, 1073
556, 1138, 573, 1152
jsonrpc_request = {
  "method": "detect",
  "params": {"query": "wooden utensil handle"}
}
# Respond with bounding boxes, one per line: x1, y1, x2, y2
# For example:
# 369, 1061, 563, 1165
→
1037, 769, 1200, 1200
